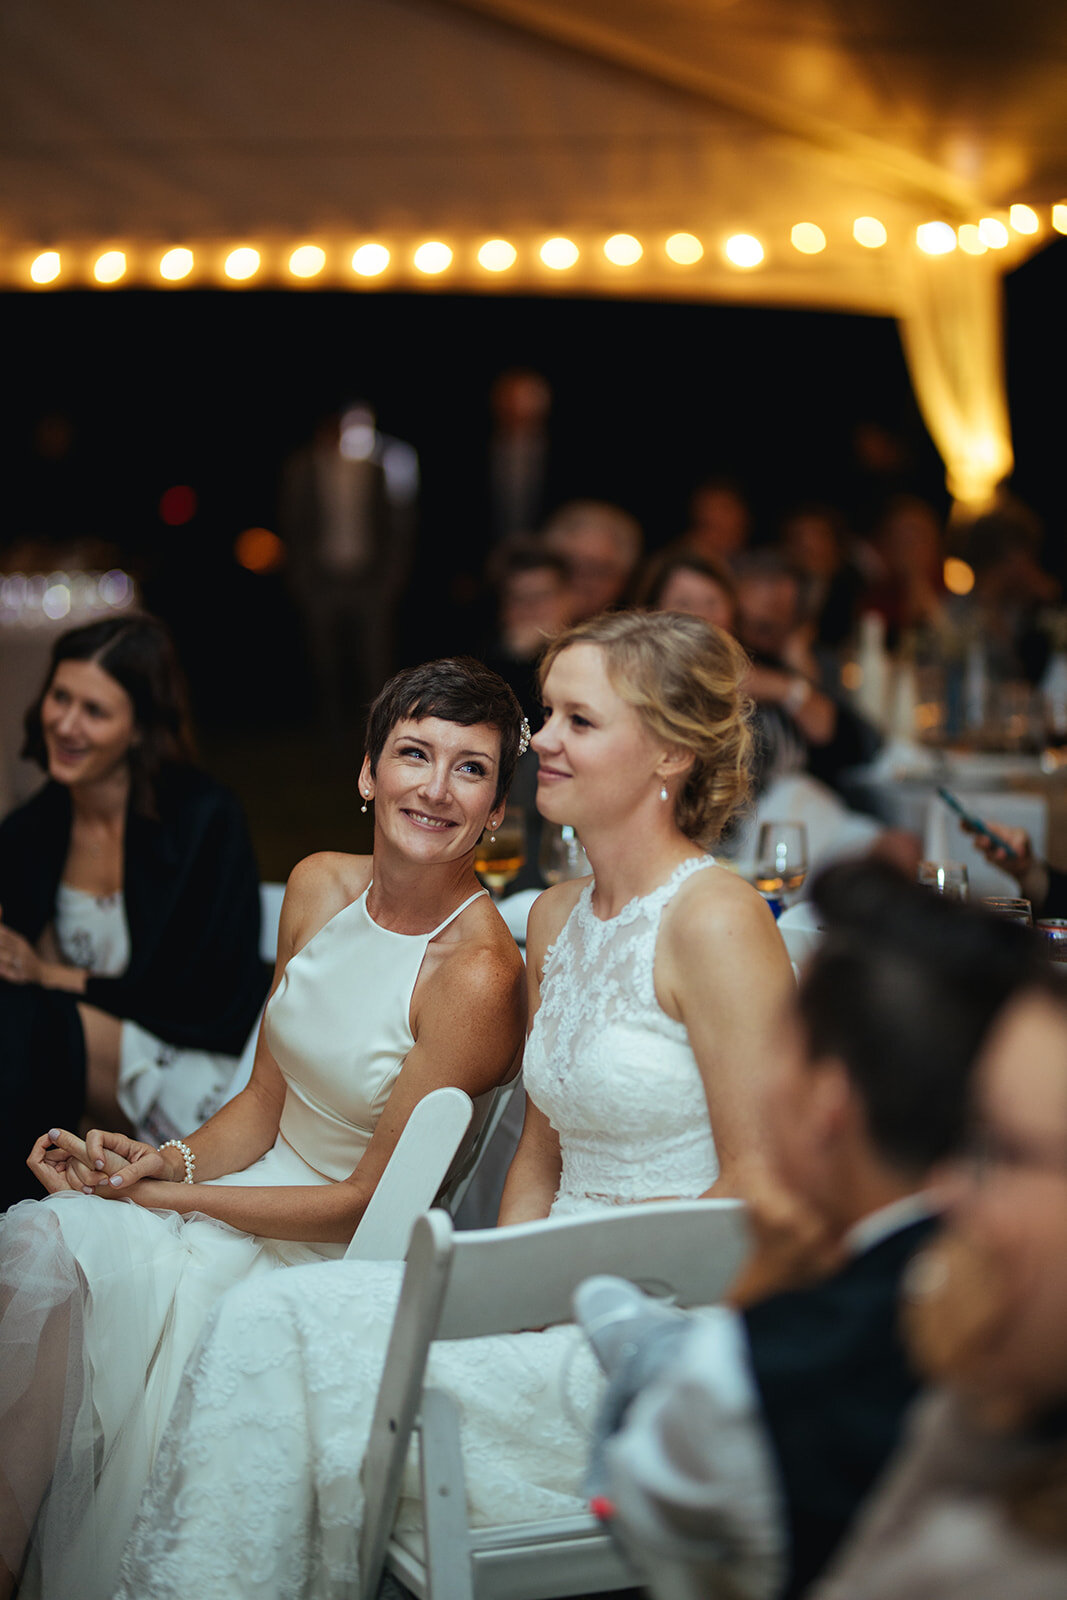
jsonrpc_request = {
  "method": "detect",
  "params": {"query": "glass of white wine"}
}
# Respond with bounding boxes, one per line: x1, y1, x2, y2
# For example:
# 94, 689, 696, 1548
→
538, 821, 592, 885
473, 805, 527, 898
754, 821, 808, 911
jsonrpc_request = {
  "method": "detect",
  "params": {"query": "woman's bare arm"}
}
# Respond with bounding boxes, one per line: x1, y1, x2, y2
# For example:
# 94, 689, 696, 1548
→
659, 868, 795, 1198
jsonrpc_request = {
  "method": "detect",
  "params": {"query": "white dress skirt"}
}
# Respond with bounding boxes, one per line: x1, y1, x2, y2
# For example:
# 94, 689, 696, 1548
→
0, 886, 485, 1600
115, 858, 724, 1600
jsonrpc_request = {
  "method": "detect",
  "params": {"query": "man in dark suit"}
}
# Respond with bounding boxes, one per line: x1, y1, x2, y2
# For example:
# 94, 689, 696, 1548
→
583, 862, 1041, 1600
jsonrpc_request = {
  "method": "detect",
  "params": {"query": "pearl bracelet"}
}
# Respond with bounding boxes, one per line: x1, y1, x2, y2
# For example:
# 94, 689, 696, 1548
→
159, 1138, 196, 1184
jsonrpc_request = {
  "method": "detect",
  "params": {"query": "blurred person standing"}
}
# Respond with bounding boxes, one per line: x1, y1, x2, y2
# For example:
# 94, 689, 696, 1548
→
488, 368, 553, 541
278, 403, 418, 741
542, 499, 642, 621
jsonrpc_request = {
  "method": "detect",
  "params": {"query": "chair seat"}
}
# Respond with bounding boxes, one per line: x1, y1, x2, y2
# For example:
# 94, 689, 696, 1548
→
388, 1514, 630, 1600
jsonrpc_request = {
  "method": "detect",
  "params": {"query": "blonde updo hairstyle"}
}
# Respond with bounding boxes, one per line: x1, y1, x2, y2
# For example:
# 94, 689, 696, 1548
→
538, 610, 754, 845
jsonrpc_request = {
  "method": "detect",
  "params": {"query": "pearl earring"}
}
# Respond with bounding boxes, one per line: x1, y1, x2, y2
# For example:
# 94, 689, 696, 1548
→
660, 785, 669, 803
360, 791, 369, 814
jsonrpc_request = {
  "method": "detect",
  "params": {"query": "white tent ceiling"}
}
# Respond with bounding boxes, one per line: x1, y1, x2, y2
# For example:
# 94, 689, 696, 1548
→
2, 0, 1064, 503
1, 0, 1063, 306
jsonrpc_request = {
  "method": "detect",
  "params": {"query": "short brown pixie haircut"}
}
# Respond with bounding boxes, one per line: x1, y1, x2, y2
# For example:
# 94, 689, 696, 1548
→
365, 657, 524, 809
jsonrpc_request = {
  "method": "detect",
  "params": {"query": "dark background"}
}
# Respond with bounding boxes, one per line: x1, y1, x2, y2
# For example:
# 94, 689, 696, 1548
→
2, 235, 1062, 866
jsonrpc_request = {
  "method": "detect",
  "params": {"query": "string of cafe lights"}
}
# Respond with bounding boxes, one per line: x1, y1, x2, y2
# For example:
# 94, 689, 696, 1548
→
20, 203, 1066, 288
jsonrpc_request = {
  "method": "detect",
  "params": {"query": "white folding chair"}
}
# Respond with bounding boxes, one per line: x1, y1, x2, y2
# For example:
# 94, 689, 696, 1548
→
346, 1087, 474, 1262
359, 1200, 750, 1600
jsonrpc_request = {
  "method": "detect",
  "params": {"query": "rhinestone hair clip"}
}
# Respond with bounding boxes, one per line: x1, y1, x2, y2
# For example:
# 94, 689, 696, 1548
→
518, 716, 531, 756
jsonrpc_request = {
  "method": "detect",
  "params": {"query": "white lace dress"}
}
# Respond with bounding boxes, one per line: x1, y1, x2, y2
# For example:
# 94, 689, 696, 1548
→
116, 857, 722, 1600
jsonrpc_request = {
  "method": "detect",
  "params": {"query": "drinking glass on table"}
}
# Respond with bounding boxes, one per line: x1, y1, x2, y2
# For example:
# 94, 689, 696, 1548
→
754, 821, 808, 911
473, 804, 526, 898
918, 861, 969, 900
980, 896, 1034, 927
538, 821, 592, 885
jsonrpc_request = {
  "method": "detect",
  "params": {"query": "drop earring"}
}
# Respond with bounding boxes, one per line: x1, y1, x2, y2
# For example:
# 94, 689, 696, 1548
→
360, 790, 369, 814
660, 785, 669, 802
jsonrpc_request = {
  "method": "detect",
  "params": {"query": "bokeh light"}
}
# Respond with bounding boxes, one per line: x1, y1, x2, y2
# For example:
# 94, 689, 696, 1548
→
159, 486, 198, 526
943, 557, 975, 596
540, 237, 579, 270
288, 244, 326, 278
94, 251, 127, 284
978, 217, 1009, 249
957, 224, 987, 256
1009, 204, 1039, 235
477, 239, 517, 272
30, 252, 61, 284
853, 217, 887, 248
351, 243, 390, 277
603, 233, 642, 266
916, 222, 956, 255
664, 232, 703, 264
1053, 204, 1067, 236
225, 247, 261, 281
790, 223, 826, 254
235, 527, 286, 574
414, 241, 453, 274
42, 581, 71, 620
724, 234, 764, 268
159, 248, 194, 281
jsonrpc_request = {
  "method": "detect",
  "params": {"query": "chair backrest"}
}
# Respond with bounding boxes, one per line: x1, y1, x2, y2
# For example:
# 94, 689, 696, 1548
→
345, 1087, 473, 1261
437, 1199, 749, 1337
359, 1200, 749, 1598
435, 1072, 522, 1220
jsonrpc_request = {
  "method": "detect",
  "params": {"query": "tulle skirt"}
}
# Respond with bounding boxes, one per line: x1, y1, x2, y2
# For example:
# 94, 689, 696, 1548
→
0, 1139, 343, 1600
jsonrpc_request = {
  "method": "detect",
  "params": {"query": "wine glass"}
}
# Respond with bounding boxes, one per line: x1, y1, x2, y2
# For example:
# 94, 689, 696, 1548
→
754, 821, 808, 911
918, 861, 969, 900
473, 805, 527, 898
538, 821, 592, 885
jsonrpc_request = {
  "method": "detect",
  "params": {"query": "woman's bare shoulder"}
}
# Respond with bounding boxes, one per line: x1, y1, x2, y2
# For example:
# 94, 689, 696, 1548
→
666, 860, 781, 945
282, 852, 373, 943
526, 878, 588, 944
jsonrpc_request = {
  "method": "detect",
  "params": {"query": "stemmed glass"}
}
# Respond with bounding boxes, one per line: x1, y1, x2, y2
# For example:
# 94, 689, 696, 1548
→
538, 821, 592, 885
473, 805, 527, 898
754, 821, 808, 911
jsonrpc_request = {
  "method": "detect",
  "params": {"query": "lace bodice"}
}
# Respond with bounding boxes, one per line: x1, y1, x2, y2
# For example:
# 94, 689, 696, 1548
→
524, 855, 719, 1210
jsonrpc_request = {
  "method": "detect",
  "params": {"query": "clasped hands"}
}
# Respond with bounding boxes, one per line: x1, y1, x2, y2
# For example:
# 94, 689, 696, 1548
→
27, 1127, 176, 1200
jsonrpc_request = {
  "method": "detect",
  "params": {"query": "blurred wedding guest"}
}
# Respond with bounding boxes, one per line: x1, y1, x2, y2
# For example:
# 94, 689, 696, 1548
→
489, 368, 553, 541
590, 863, 1041, 1600
966, 819, 1067, 920
641, 551, 737, 633
950, 498, 1060, 684
733, 551, 881, 793
779, 503, 865, 651
480, 543, 574, 725
859, 495, 945, 646
812, 969, 1067, 1599
542, 499, 643, 621
681, 477, 752, 565
0, 615, 269, 1213
278, 402, 418, 738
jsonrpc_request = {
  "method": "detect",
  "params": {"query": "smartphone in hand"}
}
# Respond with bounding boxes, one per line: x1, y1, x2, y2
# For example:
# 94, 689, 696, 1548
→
936, 787, 1022, 863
